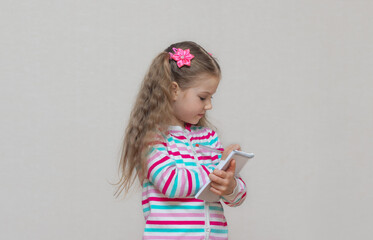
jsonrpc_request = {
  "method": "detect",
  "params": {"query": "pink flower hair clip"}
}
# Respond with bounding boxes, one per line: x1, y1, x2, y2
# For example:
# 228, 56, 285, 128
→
169, 47, 195, 68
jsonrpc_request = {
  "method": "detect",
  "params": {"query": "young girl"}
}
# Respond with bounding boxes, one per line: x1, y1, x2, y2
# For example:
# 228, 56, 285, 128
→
116, 41, 247, 240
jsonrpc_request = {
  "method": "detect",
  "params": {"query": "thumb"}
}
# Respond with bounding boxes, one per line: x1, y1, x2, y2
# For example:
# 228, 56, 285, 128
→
226, 159, 236, 174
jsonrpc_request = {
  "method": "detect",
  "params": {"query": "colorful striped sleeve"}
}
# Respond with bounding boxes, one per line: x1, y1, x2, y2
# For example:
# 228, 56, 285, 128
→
221, 176, 247, 207
146, 141, 206, 198
209, 130, 247, 207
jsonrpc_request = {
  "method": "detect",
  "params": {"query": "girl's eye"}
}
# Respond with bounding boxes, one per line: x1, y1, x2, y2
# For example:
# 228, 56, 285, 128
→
199, 97, 206, 101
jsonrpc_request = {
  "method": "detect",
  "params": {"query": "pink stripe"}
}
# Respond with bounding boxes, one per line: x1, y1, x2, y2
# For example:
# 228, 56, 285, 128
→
190, 131, 214, 141
147, 151, 162, 163
192, 128, 211, 135
240, 192, 247, 201
195, 148, 213, 154
145, 197, 203, 203
158, 167, 174, 192
236, 197, 245, 206
167, 143, 189, 151
149, 213, 204, 218
210, 213, 225, 219
169, 151, 195, 159
210, 236, 228, 240
235, 179, 246, 201
238, 194, 247, 205
239, 177, 247, 187
228, 192, 246, 206
169, 134, 187, 140
162, 169, 175, 194
186, 170, 193, 196
198, 155, 219, 161
210, 221, 227, 226
149, 141, 167, 147
147, 155, 169, 179
198, 166, 206, 186
179, 170, 185, 196
201, 165, 211, 176
147, 220, 204, 225
229, 179, 244, 203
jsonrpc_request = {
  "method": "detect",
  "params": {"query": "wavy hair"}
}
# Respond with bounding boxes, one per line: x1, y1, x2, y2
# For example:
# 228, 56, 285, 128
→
114, 41, 221, 197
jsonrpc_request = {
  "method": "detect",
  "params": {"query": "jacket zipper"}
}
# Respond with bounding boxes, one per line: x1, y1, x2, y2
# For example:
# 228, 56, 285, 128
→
205, 201, 210, 239
184, 129, 211, 239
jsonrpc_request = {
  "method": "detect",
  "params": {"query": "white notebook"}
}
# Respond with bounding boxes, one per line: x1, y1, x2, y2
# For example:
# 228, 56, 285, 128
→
195, 150, 255, 202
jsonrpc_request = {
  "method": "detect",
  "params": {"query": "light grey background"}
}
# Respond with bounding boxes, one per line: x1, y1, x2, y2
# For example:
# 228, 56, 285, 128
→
1, 1, 372, 239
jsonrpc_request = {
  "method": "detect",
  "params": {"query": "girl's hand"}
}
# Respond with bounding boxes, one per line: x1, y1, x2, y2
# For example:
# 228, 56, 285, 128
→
208, 144, 241, 196
221, 144, 241, 161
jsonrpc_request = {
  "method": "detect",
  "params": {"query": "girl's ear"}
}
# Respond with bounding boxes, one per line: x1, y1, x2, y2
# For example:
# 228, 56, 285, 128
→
170, 81, 180, 101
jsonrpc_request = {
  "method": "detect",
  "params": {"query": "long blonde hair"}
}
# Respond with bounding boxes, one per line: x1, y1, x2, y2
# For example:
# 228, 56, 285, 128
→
115, 41, 221, 197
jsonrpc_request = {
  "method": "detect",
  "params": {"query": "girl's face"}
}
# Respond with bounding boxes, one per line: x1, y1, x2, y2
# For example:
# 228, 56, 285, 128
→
171, 74, 220, 127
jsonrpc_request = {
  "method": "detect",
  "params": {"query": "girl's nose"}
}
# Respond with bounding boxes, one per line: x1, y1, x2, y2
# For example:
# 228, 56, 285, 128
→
204, 99, 212, 110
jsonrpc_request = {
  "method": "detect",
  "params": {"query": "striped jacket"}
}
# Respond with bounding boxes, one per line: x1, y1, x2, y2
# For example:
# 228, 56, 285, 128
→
142, 124, 247, 240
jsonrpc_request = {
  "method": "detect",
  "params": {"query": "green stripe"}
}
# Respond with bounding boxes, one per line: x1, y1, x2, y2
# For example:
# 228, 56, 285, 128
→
152, 162, 174, 182
169, 172, 178, 198
170, 138, 190, 146
155, 147, 167, 151
151, 205, 204, 210
195, 137, 218, 147
143, 207, 150, 212
209, 206, 223, 211
147, 148, 155, 156
145, 228, 204, 233
175, 160, 197, 166
192, 169, 200, 195
209, 137, 218, 145
143, 182, 153, 188
211, 229, 228, 234
185, 162, 197, 167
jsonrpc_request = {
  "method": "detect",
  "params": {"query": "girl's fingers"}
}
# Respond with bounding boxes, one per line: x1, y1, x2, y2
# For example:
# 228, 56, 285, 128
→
210, 183, 230, 196
222, 144, 241, 160
212, 169, 227, 178
210, 183, 227, 193
209, 187, 221, 196
209, 173, 225, 185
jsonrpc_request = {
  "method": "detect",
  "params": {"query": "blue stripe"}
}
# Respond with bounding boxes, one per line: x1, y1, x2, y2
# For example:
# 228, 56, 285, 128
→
209, 206, 223, 211
152, 162, 174, 182
192, 169, 200, 195
209, 137, 218, 145
143, 207, 150, 212
171, 138, 190, 146
155, 147, 167, 152
143, 182, 153, 188
151, 205, 204, 210
185, 162, 197, 167
211, 229, 228, 234
195, 137, 218, 147
175, 160, 197, 166
169, 171, 178, 198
